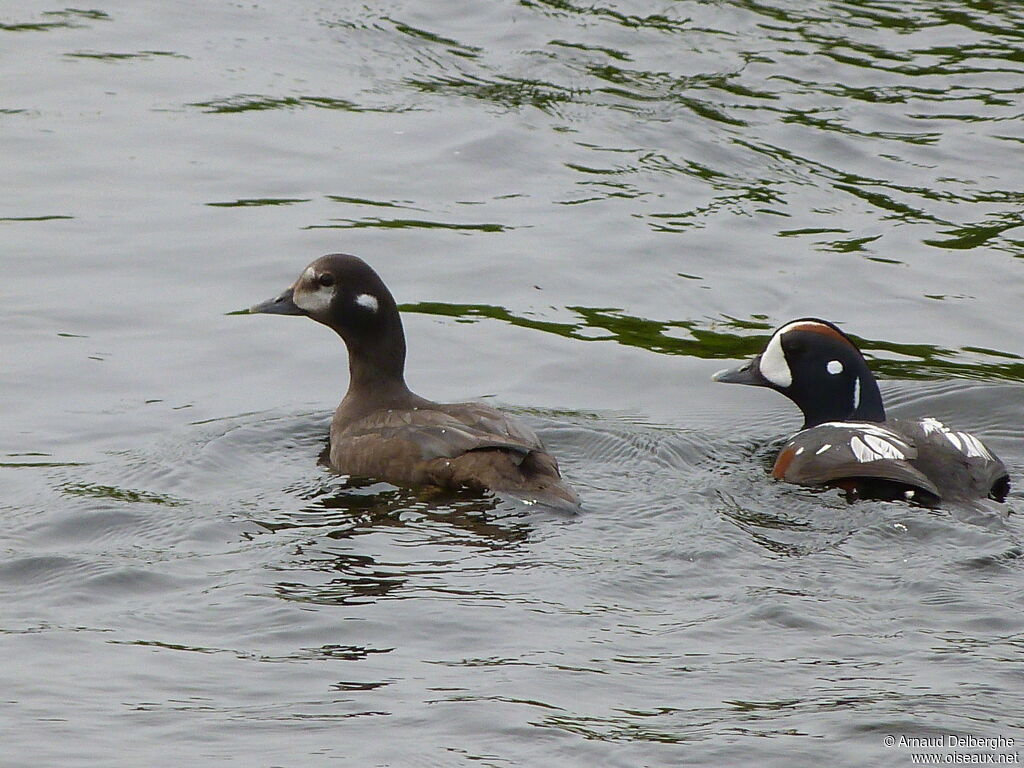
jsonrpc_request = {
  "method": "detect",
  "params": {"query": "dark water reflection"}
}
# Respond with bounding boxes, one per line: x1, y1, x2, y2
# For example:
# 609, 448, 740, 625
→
3, 0, 1024, 765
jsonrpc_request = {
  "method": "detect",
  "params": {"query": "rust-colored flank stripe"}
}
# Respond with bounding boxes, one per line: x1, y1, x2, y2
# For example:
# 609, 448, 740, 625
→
772, 447, 798, 479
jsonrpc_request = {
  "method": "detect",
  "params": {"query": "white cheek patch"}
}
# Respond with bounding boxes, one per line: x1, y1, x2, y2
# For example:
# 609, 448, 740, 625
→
293, 283, 334, 314
827, 359, 843, 375
760, 329, 792, 388
355, 293, 379, 312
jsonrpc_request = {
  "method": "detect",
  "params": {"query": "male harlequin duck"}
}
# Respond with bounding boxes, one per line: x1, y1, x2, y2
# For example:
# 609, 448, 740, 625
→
247, 253, 580, 512
713, 318, 1010, 506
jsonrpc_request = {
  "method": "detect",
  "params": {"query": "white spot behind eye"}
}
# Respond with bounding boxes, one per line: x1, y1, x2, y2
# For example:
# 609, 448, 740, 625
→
355, 293, 378, 312
827, 359, 843, 375
760, 329, 792, 388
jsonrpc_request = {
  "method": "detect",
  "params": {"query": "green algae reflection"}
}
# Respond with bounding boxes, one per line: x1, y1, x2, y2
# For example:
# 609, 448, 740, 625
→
400, 302, 1024, 383
62, 483, 184, 507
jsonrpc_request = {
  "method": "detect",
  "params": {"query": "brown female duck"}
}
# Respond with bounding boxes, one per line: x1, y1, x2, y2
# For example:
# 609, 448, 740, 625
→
248, 253, 580, 511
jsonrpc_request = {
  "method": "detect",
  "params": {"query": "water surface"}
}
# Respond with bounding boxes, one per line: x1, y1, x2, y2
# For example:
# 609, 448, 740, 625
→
2, 1, 1023, 765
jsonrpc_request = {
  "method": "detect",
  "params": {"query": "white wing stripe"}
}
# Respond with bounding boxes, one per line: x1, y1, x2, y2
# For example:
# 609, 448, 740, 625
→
851, 433, 908, 462
958, 432, 992, 460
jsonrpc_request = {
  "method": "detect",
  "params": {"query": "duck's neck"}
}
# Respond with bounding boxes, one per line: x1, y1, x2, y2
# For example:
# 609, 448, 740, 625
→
849, 373, 886, 424
800, 371, 886, 429
338, 313, 417, 413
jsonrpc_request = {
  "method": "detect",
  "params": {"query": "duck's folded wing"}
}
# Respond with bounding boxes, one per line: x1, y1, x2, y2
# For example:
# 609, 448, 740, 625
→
892, 418, 1010, 500
343, 403, 544, 463
772, 422, 940, 497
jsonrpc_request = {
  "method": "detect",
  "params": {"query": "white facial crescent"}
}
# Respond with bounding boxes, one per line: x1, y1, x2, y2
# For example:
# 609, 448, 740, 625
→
760, 326, 793, 388
293, 267, 335, 314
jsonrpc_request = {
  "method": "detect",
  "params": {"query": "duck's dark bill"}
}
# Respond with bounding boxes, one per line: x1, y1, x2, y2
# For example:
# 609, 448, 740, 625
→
712, 358, 767, 387
248, 289, 304, 316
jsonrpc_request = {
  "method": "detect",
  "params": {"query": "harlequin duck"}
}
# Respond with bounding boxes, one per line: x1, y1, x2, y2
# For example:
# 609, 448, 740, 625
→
713, 318, 1010, 506
246, 253, 580, 512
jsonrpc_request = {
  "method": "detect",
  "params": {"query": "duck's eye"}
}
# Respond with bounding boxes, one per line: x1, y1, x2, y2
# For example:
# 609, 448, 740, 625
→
317, 273, 335, 288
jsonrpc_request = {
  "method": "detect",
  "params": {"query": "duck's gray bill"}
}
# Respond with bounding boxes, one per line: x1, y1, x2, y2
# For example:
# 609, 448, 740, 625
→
248, 289, 304, 316
711, 359, 766, 386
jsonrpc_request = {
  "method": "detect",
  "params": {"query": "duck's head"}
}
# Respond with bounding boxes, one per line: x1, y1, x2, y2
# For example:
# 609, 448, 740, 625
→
250, 253, 394, 325
248, 253, 407, 386
713, 318, 885, 429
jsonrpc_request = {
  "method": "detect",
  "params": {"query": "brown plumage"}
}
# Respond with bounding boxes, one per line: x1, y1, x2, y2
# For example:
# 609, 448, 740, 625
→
248, 253, 579, 512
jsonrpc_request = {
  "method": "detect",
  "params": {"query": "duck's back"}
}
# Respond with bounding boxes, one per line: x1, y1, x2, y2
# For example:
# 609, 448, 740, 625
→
894, 418, 1009, 503
330, 400, 579, 510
